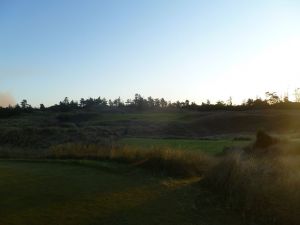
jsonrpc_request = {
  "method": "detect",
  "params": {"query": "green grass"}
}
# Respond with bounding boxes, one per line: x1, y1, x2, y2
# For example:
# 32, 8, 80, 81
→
120, 138, 251, 155
0, 160, 243, 225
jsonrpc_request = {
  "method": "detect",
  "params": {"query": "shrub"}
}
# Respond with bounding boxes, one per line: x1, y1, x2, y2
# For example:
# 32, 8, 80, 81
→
254, 130, 278, 149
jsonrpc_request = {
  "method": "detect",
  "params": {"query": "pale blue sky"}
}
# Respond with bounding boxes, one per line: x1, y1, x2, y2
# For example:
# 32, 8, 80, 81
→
1, 0, 300, 106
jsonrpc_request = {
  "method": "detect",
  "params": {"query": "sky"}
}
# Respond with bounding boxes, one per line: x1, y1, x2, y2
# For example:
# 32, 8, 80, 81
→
1, 0, 300, 106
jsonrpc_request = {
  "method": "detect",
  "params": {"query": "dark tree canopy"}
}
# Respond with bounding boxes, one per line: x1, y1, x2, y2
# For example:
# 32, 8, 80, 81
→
2, 89, 300, 115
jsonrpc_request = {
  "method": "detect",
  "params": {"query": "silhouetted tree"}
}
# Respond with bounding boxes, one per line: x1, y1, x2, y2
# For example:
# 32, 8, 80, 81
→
62, 97, 69, 105
184, 100, 190, 107
283, 94, 289, 103
125, 99, 133, 106
160, 98, 168, 108
20, 99, 31, 109
113, 97, 124, 107
108, 100, 113, 107
216, 100, 225, 106
80, 98, 85, 108
40, 104, 45, 110
294, 88, 300, 102
154, 98, 160, 108
147, 97, 155, 108
265, 92, 280, 105
246, 98, 254, 107
227, 97, 233, 106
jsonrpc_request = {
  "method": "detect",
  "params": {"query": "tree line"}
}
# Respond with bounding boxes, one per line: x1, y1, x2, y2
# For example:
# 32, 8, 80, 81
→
2, 90, 300, 116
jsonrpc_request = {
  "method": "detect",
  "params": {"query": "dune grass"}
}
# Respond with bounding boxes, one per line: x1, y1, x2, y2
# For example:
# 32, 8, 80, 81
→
204, 139, 300, 225
120, 138, 250, 155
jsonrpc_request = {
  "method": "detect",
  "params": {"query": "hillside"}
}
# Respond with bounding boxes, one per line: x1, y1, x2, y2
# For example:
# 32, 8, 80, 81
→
1, 109, 300, 139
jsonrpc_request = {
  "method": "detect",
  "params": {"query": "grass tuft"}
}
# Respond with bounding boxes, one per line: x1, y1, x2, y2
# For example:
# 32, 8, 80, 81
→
203, 138, 300, 225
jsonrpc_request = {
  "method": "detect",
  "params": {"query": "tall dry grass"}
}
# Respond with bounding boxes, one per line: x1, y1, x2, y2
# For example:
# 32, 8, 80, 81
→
204, 139, 300, 225
48, 143, 214, 177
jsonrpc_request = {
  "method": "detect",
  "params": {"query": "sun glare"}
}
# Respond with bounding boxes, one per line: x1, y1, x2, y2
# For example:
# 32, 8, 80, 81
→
208, 38, 300, 103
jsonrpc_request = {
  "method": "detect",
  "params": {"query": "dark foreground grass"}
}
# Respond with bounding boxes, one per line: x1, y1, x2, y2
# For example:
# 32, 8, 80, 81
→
0, 160, 244, 225
120, 138, 250, 155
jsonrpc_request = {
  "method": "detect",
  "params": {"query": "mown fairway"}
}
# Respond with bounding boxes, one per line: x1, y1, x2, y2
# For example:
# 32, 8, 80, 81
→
120, 138, 251, 155
0, 160, 243, 225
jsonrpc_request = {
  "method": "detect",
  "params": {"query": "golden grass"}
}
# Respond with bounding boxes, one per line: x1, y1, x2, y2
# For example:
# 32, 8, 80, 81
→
48, 143, 214, 177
